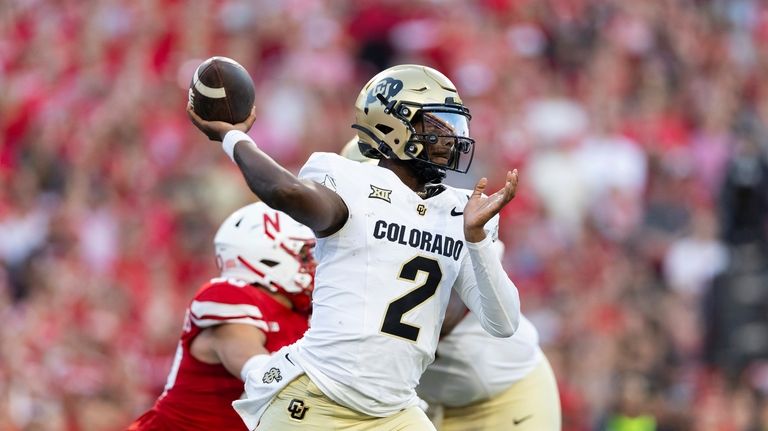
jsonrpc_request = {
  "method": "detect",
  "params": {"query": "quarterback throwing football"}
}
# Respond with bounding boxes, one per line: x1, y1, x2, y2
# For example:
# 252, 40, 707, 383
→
187, 64, 522, 430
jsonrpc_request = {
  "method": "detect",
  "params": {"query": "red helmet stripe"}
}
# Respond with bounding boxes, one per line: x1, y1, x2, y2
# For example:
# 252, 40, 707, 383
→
279, 243, 297, 257
237, 256, 266, 277
238, 255, 287, 291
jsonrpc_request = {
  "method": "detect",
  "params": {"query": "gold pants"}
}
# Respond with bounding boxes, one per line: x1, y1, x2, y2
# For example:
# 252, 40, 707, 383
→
257, 374, 436, 430
438, 357, 561, 431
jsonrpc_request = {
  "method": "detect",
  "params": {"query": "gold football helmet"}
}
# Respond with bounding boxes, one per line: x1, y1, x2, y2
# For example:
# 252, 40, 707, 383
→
352, 65, 475, 176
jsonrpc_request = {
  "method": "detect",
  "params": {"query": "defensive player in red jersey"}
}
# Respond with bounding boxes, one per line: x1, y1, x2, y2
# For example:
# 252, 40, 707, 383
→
128, 202, 316, 430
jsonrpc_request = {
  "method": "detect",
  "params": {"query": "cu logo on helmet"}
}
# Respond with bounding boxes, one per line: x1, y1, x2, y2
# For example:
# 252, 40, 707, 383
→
366, 77, 403, 108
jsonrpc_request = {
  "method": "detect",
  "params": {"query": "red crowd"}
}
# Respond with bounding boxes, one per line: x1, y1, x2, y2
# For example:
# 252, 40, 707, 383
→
2, 0, 768, 429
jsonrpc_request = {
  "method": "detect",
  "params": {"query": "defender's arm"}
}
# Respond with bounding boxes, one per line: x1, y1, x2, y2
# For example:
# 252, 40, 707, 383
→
191, 323, 270, 381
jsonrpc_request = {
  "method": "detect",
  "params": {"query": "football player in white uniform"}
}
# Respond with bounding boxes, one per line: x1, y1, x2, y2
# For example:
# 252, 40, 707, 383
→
341, 140, 561, 430
187, 64, 522, 430
418, 241, 561, 431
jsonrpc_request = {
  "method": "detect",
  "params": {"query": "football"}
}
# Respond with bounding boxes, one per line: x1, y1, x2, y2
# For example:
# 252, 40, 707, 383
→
189, 56, 255, 124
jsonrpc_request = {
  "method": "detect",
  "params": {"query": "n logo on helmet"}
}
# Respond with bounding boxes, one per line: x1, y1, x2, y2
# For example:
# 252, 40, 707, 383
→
263, 212, 280, 240
365, 77, 403, 109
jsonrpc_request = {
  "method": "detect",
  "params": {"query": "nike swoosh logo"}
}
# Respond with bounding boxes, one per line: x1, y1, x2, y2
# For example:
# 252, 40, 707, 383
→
513, 415, 532, 425
285, 353, 295, 366
450, 208, 463, 216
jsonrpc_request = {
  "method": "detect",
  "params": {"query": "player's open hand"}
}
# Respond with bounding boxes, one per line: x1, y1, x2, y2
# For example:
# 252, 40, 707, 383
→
463, 169, 519, 243
186, 103, 257, 142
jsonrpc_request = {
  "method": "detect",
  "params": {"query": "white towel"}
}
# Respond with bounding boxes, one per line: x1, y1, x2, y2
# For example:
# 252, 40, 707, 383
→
232, 344, 305, 430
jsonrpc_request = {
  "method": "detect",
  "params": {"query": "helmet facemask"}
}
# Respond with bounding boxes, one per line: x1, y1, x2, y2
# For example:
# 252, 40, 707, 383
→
405, 110, 475, 182
274, 235, 316, 314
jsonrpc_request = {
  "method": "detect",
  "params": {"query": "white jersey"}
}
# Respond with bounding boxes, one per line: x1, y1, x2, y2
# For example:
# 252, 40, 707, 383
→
293, 152, 500, 416
417, 313, 542, 407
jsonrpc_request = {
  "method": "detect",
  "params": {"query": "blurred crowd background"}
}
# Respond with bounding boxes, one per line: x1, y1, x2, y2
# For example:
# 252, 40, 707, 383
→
2, 0, 768, 429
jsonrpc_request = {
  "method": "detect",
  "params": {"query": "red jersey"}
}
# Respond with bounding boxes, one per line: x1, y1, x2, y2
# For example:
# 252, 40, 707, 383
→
128, 278, 309, 430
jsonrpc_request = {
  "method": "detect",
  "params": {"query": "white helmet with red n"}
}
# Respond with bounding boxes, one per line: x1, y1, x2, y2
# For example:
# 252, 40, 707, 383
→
214, 202, 316, 313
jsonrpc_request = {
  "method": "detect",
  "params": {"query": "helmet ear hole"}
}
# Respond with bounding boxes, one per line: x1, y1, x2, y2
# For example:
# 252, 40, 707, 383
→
375, 124, 394, 135
261, 259, 279, 267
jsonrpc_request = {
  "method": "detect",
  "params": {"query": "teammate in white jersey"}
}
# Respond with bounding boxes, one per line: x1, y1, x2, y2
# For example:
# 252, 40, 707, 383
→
418, 241, 561, 431
186, 64, 522, 430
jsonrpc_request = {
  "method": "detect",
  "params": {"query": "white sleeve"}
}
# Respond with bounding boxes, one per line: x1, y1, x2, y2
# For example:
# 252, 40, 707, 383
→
189, 300, 270, 332
189, 281, 271, 331
452, 234, 520, 338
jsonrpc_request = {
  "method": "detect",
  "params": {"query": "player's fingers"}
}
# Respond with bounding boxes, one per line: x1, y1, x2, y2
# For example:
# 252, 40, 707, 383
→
488, 171, 513, 202
240, 106, 257, 130
471, 177, 488, 198
186, 103, 206, 125
503, 169, 518, 202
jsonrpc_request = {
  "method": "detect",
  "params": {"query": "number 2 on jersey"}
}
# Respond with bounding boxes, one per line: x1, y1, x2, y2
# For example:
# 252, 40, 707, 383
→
381, 256, 442, 342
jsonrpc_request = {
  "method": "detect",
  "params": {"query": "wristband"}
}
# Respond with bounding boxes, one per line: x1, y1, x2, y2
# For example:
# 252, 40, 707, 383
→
240, 353, 271, 381
222, 130, 255, 162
